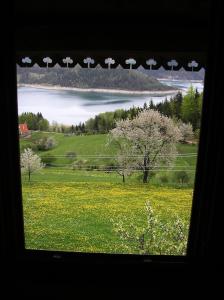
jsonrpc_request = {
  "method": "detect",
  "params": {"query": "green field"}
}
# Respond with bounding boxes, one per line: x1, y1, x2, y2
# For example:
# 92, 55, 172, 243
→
20, 132, 197, 254
20, 131, 198, 181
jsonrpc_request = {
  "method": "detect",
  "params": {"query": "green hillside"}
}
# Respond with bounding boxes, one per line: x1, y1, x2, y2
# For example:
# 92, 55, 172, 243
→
20, 131, 198, 185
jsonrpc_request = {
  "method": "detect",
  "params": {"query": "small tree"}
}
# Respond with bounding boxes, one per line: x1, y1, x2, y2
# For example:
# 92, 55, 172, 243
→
181, 86, 201, 130
20, 148, 45, 181
111, 201, 188, 255
178, 121, 194, 143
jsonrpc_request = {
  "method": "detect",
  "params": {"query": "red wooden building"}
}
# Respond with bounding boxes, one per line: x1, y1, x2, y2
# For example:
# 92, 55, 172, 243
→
19, 123, 29, 135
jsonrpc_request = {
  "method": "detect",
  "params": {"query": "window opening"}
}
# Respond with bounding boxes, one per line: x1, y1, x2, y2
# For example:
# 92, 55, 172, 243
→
16, 55, 205, 256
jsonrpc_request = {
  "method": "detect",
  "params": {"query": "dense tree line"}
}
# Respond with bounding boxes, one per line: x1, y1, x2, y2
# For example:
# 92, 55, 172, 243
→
84, 86, 203, 134
153, 87, 202, 131
19, 112, 49, 131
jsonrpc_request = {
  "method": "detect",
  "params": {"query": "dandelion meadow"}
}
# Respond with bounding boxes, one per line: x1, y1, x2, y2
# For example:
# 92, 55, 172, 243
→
22, 179, 193, 254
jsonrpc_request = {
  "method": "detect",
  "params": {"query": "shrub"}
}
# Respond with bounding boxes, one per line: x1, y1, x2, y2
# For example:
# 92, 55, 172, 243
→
36, 136, 57, 151
41, 154, 56, 166
66, 151, 77, 162
104, 162, 116, 173
72, 159, 87, 170
173, 171, 190, 185
194, 128, 200, 140
111, 201, 188, 255
87, 165, 99, 171
159, 174, 169, 184
150, 171, 156, 178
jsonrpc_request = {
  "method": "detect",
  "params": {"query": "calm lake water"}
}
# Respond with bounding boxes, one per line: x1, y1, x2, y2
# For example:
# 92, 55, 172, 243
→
17, 80, 204, 125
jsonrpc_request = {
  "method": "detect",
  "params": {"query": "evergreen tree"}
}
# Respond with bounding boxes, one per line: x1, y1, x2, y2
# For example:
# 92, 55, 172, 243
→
181, 86, 201, 130
170, 92, 183, 119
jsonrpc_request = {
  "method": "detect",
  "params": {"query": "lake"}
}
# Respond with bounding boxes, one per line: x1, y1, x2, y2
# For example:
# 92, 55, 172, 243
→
17, 80, 204, 125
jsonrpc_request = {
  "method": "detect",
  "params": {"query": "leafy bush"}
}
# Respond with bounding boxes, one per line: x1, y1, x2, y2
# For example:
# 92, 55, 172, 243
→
194, 128, 200, 140
173, 171, 190, 185
66, 151, 77, 162
87, 165, 99, 171
159, 174, 169, 184
72, 159, 87, 170
104, 162, 117, 173
150, 171, 156, 178
41, 154, 56, 166
36, 136, 57, 151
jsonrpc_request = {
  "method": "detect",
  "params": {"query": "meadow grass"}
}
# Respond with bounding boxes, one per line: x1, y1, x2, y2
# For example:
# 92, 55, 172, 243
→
22, 178, 193, 253
20, 132, 198, 172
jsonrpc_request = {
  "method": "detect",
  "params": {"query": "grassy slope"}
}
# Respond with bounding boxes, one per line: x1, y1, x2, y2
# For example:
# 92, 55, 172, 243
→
20, 131, 198, 168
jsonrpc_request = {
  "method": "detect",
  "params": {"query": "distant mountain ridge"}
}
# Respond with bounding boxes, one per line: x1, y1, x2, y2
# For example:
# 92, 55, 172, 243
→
17, 65, 175, 91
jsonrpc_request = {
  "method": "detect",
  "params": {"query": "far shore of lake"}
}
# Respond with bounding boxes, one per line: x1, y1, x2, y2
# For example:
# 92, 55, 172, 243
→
17, 83, 180, 96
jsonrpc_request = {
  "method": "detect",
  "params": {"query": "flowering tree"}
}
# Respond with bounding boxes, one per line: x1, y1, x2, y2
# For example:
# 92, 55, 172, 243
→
20, 148, 45, 181
178, 121, 194, 143
107, 135, 136, 183
110, 109, 181, 183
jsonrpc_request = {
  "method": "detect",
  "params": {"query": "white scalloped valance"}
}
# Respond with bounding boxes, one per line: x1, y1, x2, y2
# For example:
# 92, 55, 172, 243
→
16, 51, 206, 71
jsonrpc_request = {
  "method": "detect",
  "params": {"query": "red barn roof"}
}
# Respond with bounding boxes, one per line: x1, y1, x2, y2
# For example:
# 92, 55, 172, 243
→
19, 123, 29, 134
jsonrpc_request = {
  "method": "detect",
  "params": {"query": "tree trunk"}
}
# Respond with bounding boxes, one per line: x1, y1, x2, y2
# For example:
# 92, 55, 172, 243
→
143, 170, 149, 183
122, 174, 125, 183
28, 170, 31, 182
143, 153, 149, 183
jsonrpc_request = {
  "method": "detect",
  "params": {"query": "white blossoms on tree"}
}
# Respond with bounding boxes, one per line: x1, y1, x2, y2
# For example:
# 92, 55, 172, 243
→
107, 135, 136, 183
178, 121, 194, 143
110, 109, 182, 183
111, 201, 188, 255
20, 148, 45, 181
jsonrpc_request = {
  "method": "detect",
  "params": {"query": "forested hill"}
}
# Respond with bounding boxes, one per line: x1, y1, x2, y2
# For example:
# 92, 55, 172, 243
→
17, 65, 175, 91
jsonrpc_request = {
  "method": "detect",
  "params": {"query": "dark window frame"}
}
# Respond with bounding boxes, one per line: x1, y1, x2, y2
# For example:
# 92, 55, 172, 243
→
9, 51, 208, 263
